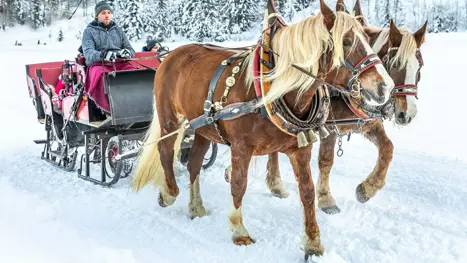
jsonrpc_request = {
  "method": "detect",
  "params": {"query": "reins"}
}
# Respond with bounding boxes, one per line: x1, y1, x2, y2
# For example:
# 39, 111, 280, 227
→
105, 50, 172, 73
124, 51, 171, 72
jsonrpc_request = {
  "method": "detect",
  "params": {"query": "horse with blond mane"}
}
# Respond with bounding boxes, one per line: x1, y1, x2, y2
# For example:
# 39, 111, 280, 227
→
131, 0, 394, 258
225, 0, 427, 216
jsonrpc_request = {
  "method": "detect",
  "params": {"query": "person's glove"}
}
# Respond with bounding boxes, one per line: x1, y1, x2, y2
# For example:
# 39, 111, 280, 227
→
103, 50, 117, 61
117, 48, 132, 58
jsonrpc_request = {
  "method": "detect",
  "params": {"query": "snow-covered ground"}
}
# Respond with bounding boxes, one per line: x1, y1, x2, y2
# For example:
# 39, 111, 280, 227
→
1, 19, 467, 263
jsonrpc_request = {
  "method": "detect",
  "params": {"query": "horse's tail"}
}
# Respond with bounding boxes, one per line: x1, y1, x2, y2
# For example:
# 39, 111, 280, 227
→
131, 101, 188, 192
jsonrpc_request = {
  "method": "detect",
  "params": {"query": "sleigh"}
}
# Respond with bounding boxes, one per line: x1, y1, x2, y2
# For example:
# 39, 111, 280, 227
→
25, 50, 217, 186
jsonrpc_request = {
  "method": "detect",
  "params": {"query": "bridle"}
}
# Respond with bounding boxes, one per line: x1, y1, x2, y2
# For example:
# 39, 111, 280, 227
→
347, 45, 424, 120
381, 46, 424, 99
341, 53, 383, 98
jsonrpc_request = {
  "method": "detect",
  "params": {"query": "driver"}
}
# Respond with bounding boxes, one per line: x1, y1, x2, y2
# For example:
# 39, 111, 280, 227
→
81, 1, 137, 113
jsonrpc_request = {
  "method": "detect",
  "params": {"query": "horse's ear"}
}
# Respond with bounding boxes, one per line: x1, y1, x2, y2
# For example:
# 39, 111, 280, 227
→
336, 0, 348, 13
389, 19, 403, 46
353, 0, 368, 26
320, 0, 335, 30
413, 20, 428, 47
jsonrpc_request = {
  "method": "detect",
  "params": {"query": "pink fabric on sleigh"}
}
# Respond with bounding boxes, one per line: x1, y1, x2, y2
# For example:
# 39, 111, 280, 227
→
84, 61, 136, 113
53, 67, 77, 111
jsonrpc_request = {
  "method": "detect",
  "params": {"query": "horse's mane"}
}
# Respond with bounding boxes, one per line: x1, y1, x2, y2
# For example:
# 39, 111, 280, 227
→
242, 11, 366, 106
371, 27, 418, 70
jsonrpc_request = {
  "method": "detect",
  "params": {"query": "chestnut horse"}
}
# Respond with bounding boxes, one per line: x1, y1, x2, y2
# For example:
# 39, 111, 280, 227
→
131, 0, 394, 258
225, 0, 427, 215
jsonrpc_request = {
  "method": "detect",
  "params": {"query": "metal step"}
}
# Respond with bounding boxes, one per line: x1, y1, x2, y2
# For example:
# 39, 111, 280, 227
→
33, 139, 48, 144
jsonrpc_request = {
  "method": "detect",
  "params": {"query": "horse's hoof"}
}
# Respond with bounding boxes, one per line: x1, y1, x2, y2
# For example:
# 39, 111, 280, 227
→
271, 188, 289, 199
233, 236, 255, 246
158, 193, 168, 207
158, 192, 176, 207
303, 246, 324, 262
189, 206, 207, 219
320, 205, 341, 214
304, 251, 324, 262
356, 183, 370, 203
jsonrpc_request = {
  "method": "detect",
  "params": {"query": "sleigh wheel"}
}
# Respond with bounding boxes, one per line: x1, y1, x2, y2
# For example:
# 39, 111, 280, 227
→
104, 136, 134, 180
178, 142, 218, 170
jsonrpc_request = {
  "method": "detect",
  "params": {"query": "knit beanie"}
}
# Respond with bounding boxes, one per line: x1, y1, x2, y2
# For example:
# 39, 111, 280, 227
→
95, 1, 112, 17
146, 40, 157, 51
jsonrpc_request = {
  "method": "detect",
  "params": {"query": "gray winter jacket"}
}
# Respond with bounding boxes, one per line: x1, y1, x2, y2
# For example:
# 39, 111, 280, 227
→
81, 20, 135, 66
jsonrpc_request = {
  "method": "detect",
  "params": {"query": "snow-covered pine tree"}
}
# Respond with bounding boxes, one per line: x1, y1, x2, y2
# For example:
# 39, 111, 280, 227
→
156, 0, 167, 9
294, 0, 314, 12
0, 0, 5, 29
172, 0, 184, 35
404, 0, 417, 30
108, 0, 117, 9
179, 0, 227, 42
363, 0, 371, 21
269, 0, 294, 22
120, 0, 144, 40
178, 0, 193, 37
378, 0, 391, 27
142, 0, 171, 42
209, 2, 230, 42
451, 1, 460, 32
374, 0, 380, 26
49, 0, 59, 20
356, 0, 375, 25
419, 0, 429, 30
106, 0, 121, 22
442, 3, 458, 33
393, 0, 405, 26
221, 0, 257, 35
43, 0, 52, 26
29, 0, 45, 29
275, 0, 286, 16
61, 0, 72, 19
461, 0, 467, 30
12, 0, 27, 25
429, 4, 444, 33
4, 0, 16, 27
0, 0, 7, 27
465, 0, 467, 30
283, 0, 295, 21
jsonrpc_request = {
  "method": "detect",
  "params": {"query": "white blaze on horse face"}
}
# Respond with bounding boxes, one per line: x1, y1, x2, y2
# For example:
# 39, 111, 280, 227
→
403, 55, 420, 119
356, 32, 394, 106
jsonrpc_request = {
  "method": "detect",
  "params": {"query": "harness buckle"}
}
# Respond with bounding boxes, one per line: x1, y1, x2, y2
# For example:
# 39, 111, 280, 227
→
203, 100, 212, 111
350, 79, 361, 98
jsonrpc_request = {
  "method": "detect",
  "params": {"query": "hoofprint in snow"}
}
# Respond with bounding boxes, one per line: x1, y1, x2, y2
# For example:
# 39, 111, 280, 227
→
1, 28, 467, 263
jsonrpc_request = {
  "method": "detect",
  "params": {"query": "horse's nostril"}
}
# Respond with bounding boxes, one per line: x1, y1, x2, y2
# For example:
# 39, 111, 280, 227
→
398, 111, 406, 120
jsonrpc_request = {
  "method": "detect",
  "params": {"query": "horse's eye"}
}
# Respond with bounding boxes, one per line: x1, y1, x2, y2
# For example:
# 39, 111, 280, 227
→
343, 40, 352, 47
